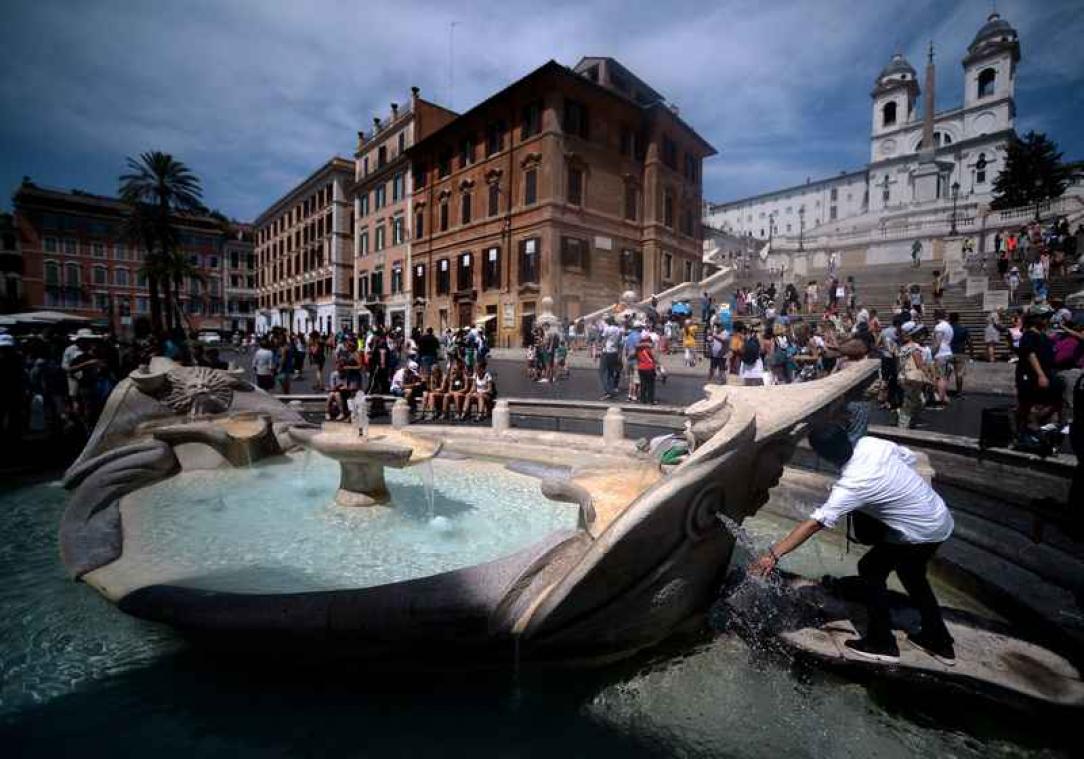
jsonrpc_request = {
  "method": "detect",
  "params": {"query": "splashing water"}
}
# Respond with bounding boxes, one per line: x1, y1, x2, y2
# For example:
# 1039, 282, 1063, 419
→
416, 459, 436, 523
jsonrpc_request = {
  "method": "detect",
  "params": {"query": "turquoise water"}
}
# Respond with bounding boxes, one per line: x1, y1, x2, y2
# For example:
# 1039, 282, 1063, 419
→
0, 474, 1067, 756
110, 452, 578, 594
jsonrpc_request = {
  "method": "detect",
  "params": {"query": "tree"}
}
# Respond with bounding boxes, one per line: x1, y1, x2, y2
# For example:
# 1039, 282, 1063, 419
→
989, 131, 1071, 211
118, 151, 203, 333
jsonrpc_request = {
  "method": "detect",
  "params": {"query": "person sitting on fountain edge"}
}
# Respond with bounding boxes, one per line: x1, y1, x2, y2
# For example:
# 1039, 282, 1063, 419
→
750, 422, 956, 665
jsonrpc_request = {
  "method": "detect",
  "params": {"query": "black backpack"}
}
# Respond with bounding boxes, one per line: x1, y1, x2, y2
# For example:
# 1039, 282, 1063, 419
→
742, 335, 761, 365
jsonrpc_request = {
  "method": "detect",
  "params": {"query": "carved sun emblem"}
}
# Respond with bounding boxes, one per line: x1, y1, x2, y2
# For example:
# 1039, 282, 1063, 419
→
163, 367, 234, 415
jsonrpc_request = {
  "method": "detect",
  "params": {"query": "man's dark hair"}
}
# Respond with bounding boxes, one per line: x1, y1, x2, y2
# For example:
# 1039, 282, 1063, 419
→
948, 312, 960, 324
808, 422, 854, 467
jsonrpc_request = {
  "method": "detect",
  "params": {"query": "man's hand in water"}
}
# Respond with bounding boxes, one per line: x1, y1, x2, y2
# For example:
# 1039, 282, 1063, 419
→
749, 553, 777, 578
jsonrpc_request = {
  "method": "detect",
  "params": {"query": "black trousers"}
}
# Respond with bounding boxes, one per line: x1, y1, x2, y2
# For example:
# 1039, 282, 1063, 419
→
857, 541, 952, 646
638, 369, 655, 404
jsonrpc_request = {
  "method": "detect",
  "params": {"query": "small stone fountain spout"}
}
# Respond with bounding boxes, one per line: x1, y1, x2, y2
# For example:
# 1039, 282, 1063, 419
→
289, 424, 441, 507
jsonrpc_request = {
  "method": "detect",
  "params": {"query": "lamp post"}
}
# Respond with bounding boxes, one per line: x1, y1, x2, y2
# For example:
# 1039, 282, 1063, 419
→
1033, 177, 1043, 222
950, 180, 960, 235
798, 206, 805, 252
767, 211, 776, 249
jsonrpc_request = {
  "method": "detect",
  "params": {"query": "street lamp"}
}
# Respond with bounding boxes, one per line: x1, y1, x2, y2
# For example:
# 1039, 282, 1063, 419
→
798, 206, 805, 252
768, 211, 776, 249
950, 180, 960, 235
1033, 177, 1044, 222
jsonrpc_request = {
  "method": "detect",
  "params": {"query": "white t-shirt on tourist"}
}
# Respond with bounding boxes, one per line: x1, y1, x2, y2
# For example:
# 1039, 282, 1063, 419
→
809, 436, 954, 544
933, 320, 954, 359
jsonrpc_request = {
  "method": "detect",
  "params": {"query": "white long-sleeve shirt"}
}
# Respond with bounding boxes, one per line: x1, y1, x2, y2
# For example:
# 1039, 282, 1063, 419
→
809, 436, 954, 544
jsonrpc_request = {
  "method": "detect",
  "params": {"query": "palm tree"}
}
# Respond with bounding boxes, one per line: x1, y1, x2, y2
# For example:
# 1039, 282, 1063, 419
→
121, 202, 171, 330
165, 249, 206, 334
118, 151, 203, 333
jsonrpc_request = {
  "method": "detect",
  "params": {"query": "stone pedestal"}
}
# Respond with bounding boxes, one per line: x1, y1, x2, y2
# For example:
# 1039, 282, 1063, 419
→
602, 406, 625, 444
492, 400, 510, 433
336, 461, 390, 507
391, 398, 411, 429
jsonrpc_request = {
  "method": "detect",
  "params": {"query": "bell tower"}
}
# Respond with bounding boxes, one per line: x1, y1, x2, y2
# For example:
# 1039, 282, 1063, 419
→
961, 12, 1020, 137
870, 53, 918, 162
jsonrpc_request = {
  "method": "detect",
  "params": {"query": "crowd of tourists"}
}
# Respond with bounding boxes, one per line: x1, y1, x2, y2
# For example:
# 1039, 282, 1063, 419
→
250, 324, 497, 424
0, 325, 233, 444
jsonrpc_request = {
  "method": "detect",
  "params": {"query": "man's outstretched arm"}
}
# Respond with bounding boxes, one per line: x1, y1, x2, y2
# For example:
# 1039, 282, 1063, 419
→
749, 519, 823, 577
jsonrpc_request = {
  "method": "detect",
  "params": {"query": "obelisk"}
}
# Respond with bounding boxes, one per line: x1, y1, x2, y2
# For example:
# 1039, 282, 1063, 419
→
912, 41, 944, 203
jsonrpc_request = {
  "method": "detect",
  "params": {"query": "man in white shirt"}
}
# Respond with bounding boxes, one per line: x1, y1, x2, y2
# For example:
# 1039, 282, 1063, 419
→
599, 316, 623, 399
752, 423, 955, 664
931, 309, 954, 407
251, 340, 276, 391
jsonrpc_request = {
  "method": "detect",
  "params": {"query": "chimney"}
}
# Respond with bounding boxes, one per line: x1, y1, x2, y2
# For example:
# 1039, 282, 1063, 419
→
391, 102, 399, 119
373, 117, 381, 131
411, 86, 420, 98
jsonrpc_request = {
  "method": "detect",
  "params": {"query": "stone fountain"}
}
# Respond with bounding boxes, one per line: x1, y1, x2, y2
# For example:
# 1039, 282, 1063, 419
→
288, 424, 441, 507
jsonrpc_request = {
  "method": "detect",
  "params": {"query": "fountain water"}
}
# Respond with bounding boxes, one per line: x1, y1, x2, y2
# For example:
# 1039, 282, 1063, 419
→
415, 459, 438, 524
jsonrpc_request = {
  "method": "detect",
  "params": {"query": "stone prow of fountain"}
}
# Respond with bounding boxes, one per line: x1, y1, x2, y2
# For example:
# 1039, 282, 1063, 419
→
58, 353, 879, 663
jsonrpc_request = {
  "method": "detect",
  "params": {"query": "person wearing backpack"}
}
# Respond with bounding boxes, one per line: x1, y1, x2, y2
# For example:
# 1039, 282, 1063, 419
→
750, 422, 956, 664
896, 322, 926, 429
739, 326, 764, 386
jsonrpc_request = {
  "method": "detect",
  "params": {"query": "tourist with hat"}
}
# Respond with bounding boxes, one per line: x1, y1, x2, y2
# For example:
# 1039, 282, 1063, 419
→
895, 321, 926, 429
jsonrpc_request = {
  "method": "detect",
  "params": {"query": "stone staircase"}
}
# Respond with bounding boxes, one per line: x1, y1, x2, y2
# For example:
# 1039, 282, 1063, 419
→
726, 260, 1081, 361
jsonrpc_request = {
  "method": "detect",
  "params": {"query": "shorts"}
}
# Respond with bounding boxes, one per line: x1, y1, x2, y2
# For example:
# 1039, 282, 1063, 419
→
951, 354, 968, 378
255, 374, 275, 390
935, 355, 953, 378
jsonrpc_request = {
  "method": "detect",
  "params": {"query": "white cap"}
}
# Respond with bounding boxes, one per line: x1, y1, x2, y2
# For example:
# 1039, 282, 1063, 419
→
901, 320, 919, 335
0, 333, 15, 348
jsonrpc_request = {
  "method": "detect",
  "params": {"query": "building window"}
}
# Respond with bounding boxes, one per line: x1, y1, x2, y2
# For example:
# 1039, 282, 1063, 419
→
44, 237, 58, 253
978, 68, 996, 98
44, 260, 60, 285
663, 252, 673, 281
378, 145, 387, 168
92, 266, 107, 285
976, 153, 987, 184
619, 248, 642, 281
459, 138, 474, 169
624, 183, 637, 221
483, 247, 500, 290
437, 259, 450, 294
662, 135, 678, 169
567, 166, 583, 205
136, 297, 148, 313
374, 184, 386, 209
519, 238, 539, 284
664, 190, 675, 228
392, 216, 404, 245
374, 224, 385, 251
360, 193, 370, 217
488, 183, 500, 217
461, 192, 472, 225
457, 251, 473, 291
486, 120, 504, 156
882, 101, 897, 127
830, 205, 838, 220
830, 187, 838, 202
524, 169, 537, 206
413, 264, 426, 297
115, 268, 130, 286
359, 229, 369, 255
560, 236, 589, 272
438, 149, 452, 178
398, 132, 405, 154
684, 260, 694, 281
413, 163, 427, 190
371, 269, 384, 296
520, 101, 541, 140
391, 264, 403, 294
64, 239, 77, 256
562, 99, 589, 139
683, 154, 698, 182
440, 199, 450, 231
414, 208, 425, 238
681, 208, 694, 236
392, 173, 404, 202
65, 262, 81, 286
88, 242, 103, 258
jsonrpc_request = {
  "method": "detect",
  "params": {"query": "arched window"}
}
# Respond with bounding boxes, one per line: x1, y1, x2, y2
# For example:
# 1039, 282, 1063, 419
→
976, 153, 987, 185
44, 260, 60, 286
882, 101, 897, 127
92, 265, 107, 285
115, 268, 130, 287
978, 68, 996, 98
64, 262, 81, 286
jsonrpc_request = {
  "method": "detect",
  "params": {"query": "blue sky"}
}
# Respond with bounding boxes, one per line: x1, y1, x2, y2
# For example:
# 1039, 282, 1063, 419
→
1, 0, 1082, 220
